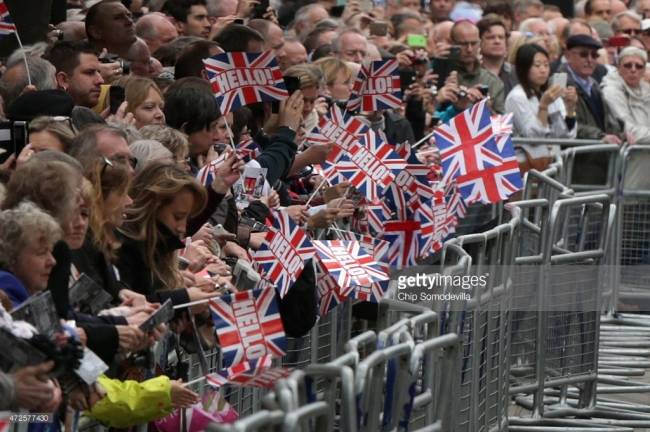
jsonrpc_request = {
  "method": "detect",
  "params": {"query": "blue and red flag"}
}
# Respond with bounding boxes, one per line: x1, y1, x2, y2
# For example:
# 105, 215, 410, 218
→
347, 60, 402, 112
253, 210, 315, 298
210, 288, 286, 368
204, 51, 288, 116
308, 105, 369, 163
206, 355, 292, 388
0, 1, 16, 40
435, 100, 522, 204
336, 131, 406, 201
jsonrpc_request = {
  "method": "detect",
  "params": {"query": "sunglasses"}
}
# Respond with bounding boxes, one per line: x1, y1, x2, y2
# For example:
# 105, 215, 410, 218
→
571, 50, 600, 59
621, 28, 643, 36
622, 62, 645, 70
110, 153, 138, 170
50, 116, 75, 132
100, 156, 114, 179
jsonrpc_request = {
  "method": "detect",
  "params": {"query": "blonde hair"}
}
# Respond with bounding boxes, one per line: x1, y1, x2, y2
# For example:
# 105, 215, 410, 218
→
139, 125, 190, 163
313, 57, 353, 86
28, 116, 78, 153
123, 76, 165, 116
80, 156, 130, 259
507, 33, 545, 64
283, 64, 322, 89
121, 162, 207, 290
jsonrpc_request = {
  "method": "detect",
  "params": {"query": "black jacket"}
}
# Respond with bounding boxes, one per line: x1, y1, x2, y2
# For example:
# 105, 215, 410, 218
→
252, 126, 298, 185
384, 111, 416, 146
70, 233, 122, 300
114, 222, 191, 306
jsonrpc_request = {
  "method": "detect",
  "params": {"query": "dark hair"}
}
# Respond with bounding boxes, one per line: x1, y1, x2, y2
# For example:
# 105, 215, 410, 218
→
483, 0, 513, 25
164, 87, 220, 135
584, 0, 594, 15
161, 0, 207, 23
477, 14, 510, 40
232, 106, 251, 138
174, 40, 220, 80
213, 24, 264, 52
311, 44, 332, 62
247, 19, 271, 38
303, 26, 334, 53
153, 36, 203, 66
166, 76, 212, 95
71, 106, 107, 130
515, 43, 549, 98
43, 41, 98, 76
85, 0, 123, 43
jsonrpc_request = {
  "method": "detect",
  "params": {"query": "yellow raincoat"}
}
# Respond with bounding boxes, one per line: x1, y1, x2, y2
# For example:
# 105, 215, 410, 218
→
85, 375, 174, 428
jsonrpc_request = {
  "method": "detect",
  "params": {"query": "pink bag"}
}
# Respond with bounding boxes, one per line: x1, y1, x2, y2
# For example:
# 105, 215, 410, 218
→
154, 390, 238, 432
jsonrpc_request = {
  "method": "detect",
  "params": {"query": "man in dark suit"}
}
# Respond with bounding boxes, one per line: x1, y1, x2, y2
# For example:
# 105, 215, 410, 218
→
559, 34, 633, 184
551, 19, 609, 83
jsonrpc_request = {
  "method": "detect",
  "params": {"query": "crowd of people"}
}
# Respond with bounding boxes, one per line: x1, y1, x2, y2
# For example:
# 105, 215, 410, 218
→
0, 0, 648, 428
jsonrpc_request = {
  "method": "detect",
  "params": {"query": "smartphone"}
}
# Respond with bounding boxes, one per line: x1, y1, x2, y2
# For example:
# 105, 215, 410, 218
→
550, 72, 567, 89
109, 85, 125, 115
399, 70, 417, 95
369, 21, 388, 37
330, 5, 345, 17
234, 18, 245, 24
407, 34, 428, 48
251, 0, 269, 19
213, 224, 228, 235
284, 76, 301, 95
479, 85, 489, 96
430, 57, 450, 88
12, 121, 27, 156
0, 122, 12, 164
359, 0, 374, 11
429, 116, 441, 128
179, 256, 190, 270
609, 35, 630, 48
214, 143, 227, 154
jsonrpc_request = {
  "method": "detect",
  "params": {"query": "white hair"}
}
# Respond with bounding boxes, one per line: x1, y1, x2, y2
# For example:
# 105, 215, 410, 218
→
519, 17, 545, 33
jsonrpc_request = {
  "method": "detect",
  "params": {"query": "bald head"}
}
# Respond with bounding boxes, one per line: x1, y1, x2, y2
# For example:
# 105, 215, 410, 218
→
127, 38, 155, 76
611, 0, 626, 16
135, 13, 178, 54
548, 17, 569, 40
433, 20, 454, 44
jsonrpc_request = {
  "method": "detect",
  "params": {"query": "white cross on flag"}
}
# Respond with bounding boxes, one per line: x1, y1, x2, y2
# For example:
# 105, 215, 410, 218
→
347, 60, 402, 112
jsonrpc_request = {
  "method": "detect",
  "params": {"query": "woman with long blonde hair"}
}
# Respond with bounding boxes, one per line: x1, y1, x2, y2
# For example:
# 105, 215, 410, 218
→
115, 162, 221, 307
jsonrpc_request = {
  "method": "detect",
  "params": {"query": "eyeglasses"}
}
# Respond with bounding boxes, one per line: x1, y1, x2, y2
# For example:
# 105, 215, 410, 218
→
100, 156, 114, 179
571, 50, 600, 59
622, 62, 645, 70
50, 116, 75, 132
341, 50, 368, 58
110, 153, 138, 170
621, 28, 643, 36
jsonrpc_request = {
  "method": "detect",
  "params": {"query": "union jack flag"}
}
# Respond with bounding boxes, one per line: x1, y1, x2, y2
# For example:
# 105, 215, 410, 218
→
491, 112, 514, 136
237, 138, 262, 163
364, 200, 393, 234
456, 160, 522, 204
206, 355, 293, 388
253, 210, 315, 298
347, 60, 402, 112
336, 132, 406, 201
195, 149, 233, 186
312, 240, 388, 297
380, 220, 422, 269
338, 231, 390, 270
434, 100, 501, 184
204, 51, 288, 116
210, 287, 286, 367
308, 105, 368, 163
315, 261, 348, 317
0, 1, 16, 40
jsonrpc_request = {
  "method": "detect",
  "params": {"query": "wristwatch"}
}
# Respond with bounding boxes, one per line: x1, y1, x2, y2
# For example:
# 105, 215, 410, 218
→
239, 217, 269, 232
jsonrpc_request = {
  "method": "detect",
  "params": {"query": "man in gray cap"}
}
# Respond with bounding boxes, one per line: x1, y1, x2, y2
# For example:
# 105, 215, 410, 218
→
557, 34, 632, 183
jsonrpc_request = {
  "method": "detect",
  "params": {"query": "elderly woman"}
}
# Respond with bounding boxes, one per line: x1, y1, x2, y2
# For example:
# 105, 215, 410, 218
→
0, 202, 60, 306
602, 46, 650, 189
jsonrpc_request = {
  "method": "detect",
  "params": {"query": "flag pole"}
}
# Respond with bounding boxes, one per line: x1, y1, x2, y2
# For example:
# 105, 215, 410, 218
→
223, 117, 237, 151
183, 375, 208, 387
304, 177, 328, 207
14, 31, 31, 86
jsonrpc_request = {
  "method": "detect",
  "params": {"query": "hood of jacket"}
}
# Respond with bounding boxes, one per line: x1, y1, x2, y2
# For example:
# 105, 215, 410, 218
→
602, 69, 650, 101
